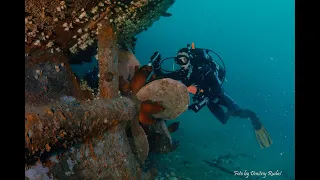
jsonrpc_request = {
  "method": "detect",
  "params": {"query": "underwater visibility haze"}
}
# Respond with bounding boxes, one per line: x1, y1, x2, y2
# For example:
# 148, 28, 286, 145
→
71, 0, 294, 179
135, 0, 295, 179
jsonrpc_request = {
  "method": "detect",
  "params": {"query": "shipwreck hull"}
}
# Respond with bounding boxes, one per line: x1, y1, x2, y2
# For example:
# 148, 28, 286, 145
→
25, 0, 176, 179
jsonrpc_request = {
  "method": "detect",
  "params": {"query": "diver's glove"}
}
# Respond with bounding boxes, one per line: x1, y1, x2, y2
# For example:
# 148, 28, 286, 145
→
188, 97, 209, 113
188, 103, 202, 113
149, 51, 161, 69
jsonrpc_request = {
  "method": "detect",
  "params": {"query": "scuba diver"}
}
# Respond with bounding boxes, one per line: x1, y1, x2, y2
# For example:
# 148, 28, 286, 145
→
148, 43, 272, 148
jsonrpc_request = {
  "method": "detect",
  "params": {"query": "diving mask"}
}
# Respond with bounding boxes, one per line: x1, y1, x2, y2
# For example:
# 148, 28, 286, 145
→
175, 55, 190, 65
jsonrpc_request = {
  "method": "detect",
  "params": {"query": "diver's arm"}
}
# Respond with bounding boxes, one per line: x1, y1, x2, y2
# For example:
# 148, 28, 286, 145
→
153, 68, 186, 80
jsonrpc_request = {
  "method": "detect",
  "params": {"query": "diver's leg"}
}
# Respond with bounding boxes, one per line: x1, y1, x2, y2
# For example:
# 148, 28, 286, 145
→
234, 108, 272, 148
215, 93, 272, 148
217, 92, 240, 115
217, 92, 261, 128
233, 109, 262, 129
207, 101, 229, 124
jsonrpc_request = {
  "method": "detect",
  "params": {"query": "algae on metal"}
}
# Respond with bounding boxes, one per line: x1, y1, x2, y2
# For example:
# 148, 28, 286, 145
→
25, 0, 175, 57
25, 1, 179, 179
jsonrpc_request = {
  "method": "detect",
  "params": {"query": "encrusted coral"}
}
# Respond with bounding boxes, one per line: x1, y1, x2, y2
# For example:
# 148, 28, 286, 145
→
152, 119, 173, 152
136, 78, 190, 120
119, 66, 190, 155
25, 0, 175, 58
118, 63, 189, 125
25, 53, 85, 106
129, 119, 150, 165
117, 0, 175, 43
116, 62, 189, 161
25, 1, 178, 179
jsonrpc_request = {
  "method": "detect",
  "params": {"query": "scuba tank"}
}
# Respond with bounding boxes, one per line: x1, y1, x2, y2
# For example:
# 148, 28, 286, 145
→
185, 42, 227, 112
185, 42, 226, 85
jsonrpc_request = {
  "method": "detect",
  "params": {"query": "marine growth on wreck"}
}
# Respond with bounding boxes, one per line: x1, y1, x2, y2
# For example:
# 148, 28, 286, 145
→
25, 0, 189, 179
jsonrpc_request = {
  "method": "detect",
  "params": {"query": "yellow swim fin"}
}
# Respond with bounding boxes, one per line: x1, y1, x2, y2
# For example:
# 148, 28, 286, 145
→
254, 124, 273, 148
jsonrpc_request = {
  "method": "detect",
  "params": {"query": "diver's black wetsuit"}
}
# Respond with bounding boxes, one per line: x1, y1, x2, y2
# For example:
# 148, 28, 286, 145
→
152, 49, 261, 127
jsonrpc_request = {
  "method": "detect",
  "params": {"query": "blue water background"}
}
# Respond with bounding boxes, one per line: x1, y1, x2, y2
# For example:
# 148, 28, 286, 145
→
70, 0, 294, 178
134, 0, 294, 179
